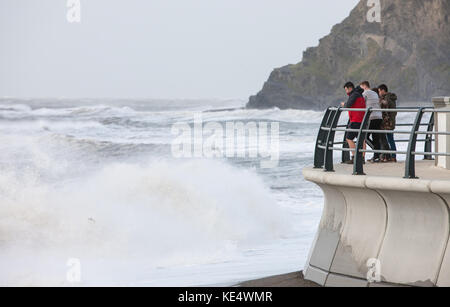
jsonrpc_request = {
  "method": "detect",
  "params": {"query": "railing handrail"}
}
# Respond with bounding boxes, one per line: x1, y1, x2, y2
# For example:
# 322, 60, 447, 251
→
313, 106, 445, 179
330, 107, 434, 112
329, 107, 450, 113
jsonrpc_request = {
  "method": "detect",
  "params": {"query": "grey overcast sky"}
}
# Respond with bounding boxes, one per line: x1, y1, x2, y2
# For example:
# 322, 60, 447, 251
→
0, 0, 360, 99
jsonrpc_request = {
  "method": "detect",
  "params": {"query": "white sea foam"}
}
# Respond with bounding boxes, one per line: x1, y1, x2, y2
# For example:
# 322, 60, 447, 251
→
201, 108, 324, 124
0, 155, 290, 286
0, 99, 323, 286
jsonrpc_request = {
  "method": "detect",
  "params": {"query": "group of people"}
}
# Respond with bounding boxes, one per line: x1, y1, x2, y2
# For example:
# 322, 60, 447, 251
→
341, 81, 398, 164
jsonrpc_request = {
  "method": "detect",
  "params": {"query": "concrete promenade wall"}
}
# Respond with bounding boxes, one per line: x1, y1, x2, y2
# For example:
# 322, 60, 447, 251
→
303, 163, 450, 287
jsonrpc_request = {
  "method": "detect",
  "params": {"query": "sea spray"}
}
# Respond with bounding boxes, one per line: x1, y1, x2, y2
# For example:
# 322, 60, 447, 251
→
0, 157, 289, 285
0, 98, 329, 286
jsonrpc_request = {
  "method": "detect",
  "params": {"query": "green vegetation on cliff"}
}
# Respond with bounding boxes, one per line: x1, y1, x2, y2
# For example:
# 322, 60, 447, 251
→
248, 0, 450, 110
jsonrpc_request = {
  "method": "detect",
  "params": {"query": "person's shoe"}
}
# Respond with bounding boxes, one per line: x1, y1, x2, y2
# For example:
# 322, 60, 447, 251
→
369, 158, 381, 163
390, 158, 397, 163
381, 155, 392, 163
344, 158, 354, 165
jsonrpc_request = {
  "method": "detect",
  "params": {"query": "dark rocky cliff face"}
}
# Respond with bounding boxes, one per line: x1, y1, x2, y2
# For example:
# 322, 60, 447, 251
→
248, 0, 450, 110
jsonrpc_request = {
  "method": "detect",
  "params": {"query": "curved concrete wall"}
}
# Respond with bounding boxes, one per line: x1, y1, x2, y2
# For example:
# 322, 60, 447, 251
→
303, 168, 450, 287
430, 182, 450, 287
375, 190, 449, 286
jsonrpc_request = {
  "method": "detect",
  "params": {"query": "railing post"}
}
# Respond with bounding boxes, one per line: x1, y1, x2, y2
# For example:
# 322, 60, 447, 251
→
324, 108, 342, 172
404, 108, 425, 179
353, 108, 372, 176
433, 97, 450, 169
341, 120, 351, 163
424, 112, 434, 160
314, 108, 333, 168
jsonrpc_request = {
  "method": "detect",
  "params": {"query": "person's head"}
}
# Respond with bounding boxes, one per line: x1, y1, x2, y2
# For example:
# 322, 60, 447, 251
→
343, 82, 355, 95
378, 84, 388, 96
360, 81, 370, 91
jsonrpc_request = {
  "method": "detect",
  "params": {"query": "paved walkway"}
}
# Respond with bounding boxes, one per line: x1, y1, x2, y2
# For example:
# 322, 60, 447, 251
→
329, 160, 450, 181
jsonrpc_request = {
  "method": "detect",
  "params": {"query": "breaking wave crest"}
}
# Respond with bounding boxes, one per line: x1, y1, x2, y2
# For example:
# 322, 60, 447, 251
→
0, 156, 288, 286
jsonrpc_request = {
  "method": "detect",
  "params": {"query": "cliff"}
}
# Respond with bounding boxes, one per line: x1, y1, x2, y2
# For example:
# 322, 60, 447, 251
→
247, 0, 450, 110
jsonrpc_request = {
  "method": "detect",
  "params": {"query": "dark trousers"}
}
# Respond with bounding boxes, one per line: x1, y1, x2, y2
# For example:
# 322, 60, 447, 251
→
367, 119, 390, 159
386, 133, 397, 159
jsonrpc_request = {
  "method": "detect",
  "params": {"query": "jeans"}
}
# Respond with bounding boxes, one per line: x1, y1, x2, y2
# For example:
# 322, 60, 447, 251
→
386, 133, 397, 159
367, 119, 391, 160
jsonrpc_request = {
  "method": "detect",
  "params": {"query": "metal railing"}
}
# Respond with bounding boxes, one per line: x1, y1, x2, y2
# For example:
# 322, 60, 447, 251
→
314, 106, 450, 179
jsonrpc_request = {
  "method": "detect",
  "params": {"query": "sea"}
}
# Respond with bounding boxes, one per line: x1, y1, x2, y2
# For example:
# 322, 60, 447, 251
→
0, 97, 421, 286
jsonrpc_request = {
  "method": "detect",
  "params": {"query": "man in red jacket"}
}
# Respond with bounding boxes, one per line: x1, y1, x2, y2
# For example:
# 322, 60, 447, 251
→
340, 82, 367, 164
